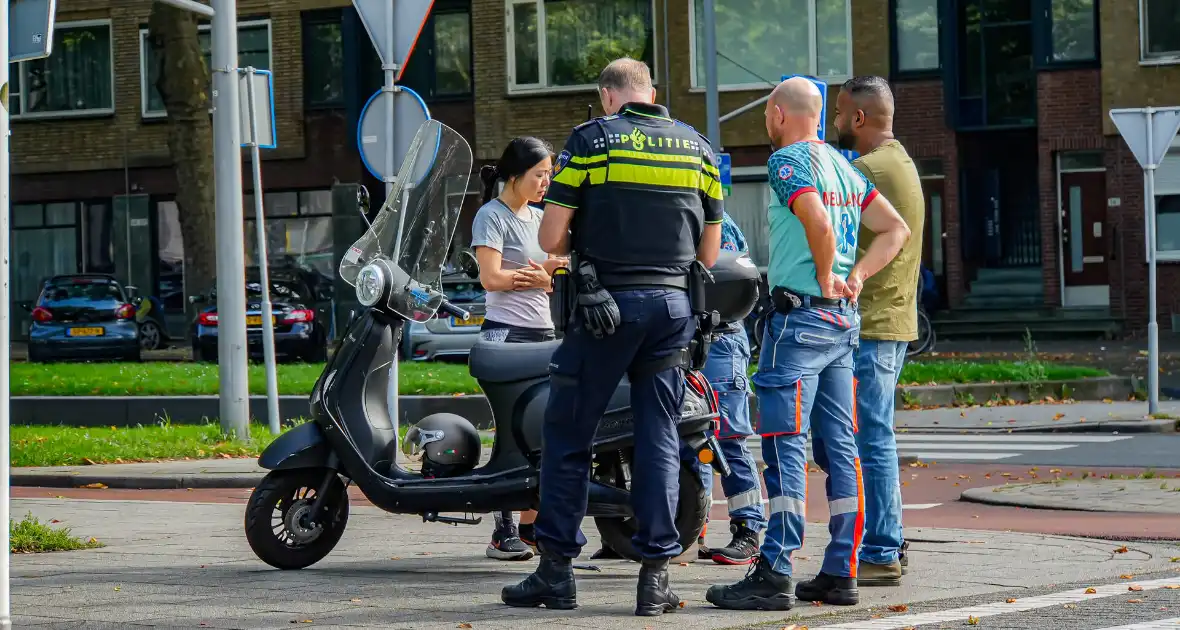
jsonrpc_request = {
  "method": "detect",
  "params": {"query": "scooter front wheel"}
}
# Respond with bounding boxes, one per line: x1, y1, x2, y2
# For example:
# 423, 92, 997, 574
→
245, 468, 349, 570
593, 462, 708, 562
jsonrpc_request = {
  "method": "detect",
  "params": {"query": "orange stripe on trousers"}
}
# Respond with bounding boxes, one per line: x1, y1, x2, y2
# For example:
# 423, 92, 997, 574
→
849, 457, 866, 578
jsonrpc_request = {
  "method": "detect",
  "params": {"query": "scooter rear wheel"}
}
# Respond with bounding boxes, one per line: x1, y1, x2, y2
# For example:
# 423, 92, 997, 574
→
593, 462, 708, 562
245, 468, 349, 570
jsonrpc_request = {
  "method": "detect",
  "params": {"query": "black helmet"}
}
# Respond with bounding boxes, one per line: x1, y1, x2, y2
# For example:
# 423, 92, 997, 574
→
402, 413, 482, 478
704, 250, 761, 324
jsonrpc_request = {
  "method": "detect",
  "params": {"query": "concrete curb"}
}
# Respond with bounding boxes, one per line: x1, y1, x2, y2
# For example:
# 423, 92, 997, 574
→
958, 485, 1091, 512
11, 472, 264, 490
13, 454, 924, 490
10, 376, 1135, 429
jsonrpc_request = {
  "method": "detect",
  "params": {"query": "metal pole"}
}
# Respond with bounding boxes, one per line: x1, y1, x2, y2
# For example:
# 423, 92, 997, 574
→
384, 11, 402, 459
1146, 109, 1160, 414
211, 0, 250, 438
720, 93, 771, 124
157, 0, 216, 18
244, 69, 281, 435
702, 0, 721, 152
0, 0, 13, 623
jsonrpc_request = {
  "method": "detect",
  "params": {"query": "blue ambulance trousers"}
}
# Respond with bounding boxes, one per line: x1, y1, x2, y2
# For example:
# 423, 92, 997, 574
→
533, 288, 696, 560
752, 301, 865, 578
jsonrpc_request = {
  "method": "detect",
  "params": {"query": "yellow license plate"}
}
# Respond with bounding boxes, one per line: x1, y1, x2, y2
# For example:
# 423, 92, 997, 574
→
68, 327, 104, 337
246, 316, 263, 326
453, 315, 484, 327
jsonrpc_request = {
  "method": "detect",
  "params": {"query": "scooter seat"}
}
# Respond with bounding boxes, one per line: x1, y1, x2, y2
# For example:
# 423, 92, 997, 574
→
468, 338, 562, 383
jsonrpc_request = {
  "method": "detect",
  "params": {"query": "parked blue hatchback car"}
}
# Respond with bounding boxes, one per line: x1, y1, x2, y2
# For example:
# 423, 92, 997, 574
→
23, 274, 142, 363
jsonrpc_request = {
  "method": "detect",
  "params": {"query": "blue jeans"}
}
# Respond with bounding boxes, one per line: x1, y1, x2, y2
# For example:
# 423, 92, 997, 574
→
697, 329, 765, 531
753, 302, 862, 578
853, 339, 907, 565
535, 289, 695, 560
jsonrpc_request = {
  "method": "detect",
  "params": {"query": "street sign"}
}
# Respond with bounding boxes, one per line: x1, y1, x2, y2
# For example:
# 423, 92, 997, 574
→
783, 74, 829, 141
357, 86, 430, 181
238, 69, 276, 150
8, 0, 56, 62
1110, 107, 1180, 169
352, 0, 434, 80
719, 152, 732, 197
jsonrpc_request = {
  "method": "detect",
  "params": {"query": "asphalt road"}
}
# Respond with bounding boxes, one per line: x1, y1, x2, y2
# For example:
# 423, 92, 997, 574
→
782, 432, 1180, 468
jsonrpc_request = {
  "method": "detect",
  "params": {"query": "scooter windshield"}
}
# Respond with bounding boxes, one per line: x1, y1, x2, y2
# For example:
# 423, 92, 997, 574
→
339, 120, 474, 321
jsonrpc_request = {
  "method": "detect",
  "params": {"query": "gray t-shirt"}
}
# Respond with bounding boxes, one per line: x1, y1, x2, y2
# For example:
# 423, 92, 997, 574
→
470, 200, 554, 330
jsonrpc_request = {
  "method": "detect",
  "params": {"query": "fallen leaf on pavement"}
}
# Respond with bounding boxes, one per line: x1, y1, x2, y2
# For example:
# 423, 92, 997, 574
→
1129, 585, 1144, 592
1063, 604, 1078, 609
1120, 574, 1135, 579
934, 476, 948, 481
1001, 472, 1012, 477
958, 475, 970, 479
350, 598, 362, 603
1050, 469, 1062, 474
811, 600, 824, 606
113, 586, 120, 592
967, 615, 980, 625
1171, 557, 1180, 562
81, 483, 107, 489
1053, 413, 1065, 420
390, 556, 401, 560
458, 624, 473, 629
1005, 598, 1016, 603
782, 625, 807, 630
49, 519, 60, 524
1163, 585, 1180, 589
679, 601, 686, 608
679, 562, 689, 566
1128, 599, 1143, 603
1085, 588, 1098, 594
1115, 545, 1129, 553
887, 604, 909, 612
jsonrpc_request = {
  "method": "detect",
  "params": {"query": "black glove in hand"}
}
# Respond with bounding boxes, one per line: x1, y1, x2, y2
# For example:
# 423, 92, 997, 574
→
574, 262, 621, 338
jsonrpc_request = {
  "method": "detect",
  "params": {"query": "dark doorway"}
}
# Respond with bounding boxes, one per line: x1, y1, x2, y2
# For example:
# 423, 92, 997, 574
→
959, 129, 1041, 275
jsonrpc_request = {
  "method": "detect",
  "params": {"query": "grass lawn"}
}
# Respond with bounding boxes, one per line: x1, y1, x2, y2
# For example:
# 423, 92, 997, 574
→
11, 513, 104, 553
898, 360, 1108, 386
12, 421, 495, 468
11, 361, 477, 397
12, 356, 1109, 398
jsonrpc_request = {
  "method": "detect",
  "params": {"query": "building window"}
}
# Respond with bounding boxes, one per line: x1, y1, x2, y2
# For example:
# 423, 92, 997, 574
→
1142, 0, 1180, 62
506, 0, 655, 93
915, 157, 944, 177
1157, 195, 1180, 253
304, 13, 344, 107
6, 21, 114, 118
893, 0, 939, 73
435, 12, 472, 96
691, 0, 850, 89
1040, 0, 1097, 64
139, 19, 272, 118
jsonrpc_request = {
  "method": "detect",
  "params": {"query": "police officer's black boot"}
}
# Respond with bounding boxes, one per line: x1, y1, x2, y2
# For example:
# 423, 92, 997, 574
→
501, 553, 577, 610
635, 558, 681, 616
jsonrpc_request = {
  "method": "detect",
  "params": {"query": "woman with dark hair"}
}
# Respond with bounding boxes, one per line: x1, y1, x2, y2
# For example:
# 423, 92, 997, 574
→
471, 136, 567, 561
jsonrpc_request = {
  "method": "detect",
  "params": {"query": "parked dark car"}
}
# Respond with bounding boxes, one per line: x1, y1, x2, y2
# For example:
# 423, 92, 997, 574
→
189, 267, 329, 363
22, 274, 142, 363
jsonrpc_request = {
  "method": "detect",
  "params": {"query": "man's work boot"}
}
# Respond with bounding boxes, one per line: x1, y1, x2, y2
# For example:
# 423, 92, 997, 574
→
501, 554, 577, 609
795, 572, 859, 606
857, 559, 903, 586
711, 521, 760, 565
635, 558, 681, 616
899, 541, 910, 575
705, 556, 795, 611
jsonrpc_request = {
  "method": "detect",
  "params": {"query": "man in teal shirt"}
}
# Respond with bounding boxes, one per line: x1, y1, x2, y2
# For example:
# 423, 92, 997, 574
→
706, 77, 910, 611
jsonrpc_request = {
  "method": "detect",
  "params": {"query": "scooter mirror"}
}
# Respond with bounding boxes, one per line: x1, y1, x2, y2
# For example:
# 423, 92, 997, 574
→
356, 185, 370, 215
458, 249, 479, 277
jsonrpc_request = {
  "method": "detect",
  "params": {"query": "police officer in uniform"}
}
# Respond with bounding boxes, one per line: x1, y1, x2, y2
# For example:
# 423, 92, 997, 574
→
500, 57, 724, 617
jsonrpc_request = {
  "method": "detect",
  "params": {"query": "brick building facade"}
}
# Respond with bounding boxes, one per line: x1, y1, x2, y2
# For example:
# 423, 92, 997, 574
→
8, 0, 1180, 340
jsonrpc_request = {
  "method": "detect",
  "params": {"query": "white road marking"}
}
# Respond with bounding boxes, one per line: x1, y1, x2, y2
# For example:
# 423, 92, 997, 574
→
894, 434, 1134, 443
1091, 618, 1180, 630
905, 451, 1021, 460
900, 503, 941, 510
898, 442, 1075, 451
813, 577, 1180, 629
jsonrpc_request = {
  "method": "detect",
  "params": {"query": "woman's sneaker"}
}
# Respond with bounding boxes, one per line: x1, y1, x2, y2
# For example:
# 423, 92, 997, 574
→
487, 522, 534, 561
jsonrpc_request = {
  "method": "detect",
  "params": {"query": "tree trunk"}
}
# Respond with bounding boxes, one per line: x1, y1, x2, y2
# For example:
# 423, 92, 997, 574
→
147, 4, 218, 302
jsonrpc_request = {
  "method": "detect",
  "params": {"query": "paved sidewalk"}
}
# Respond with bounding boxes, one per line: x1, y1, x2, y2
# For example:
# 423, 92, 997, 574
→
896, 401, 1179, 433
12, 497, 1180, 629
961, 478, 1180, 514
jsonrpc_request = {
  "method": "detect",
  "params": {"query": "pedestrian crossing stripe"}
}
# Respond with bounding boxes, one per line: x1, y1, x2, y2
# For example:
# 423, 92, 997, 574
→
811, 577, 1180, 629
1093, 618, 1180, 629
748, 433, 1134, 462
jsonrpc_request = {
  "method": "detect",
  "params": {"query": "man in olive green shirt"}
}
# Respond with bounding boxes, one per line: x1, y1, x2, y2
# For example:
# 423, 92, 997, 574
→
832, 75, 925, 587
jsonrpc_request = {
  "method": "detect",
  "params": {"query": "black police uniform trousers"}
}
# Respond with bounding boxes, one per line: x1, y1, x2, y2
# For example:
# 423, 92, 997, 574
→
533, 287, 697, 560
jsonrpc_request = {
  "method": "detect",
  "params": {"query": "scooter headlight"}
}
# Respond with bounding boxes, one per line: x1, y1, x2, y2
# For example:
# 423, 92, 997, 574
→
356, 263, 385, 307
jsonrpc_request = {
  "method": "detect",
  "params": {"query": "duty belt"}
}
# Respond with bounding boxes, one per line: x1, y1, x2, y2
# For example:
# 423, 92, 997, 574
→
770, 286, 851, 314
598, 273, 689, 290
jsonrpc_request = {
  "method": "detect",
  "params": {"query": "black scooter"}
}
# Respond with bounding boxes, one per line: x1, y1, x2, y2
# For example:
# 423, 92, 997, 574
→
243, 121, 759, 570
